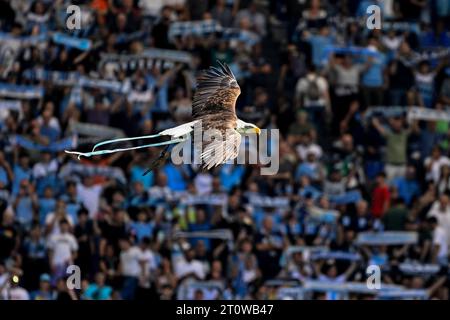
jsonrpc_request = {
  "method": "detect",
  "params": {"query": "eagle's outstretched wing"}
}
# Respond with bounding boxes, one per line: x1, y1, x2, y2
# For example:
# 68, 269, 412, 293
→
197, 130, 241, 170
192, 61, 242, 169
192, 61, 240, 120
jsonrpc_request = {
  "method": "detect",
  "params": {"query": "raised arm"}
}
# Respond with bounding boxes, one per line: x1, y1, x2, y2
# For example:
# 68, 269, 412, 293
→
342, 261, 358, 280
371, 116, 387, 137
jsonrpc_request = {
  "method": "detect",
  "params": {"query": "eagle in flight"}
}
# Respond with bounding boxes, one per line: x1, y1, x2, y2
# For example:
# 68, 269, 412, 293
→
65, 62, 261, 172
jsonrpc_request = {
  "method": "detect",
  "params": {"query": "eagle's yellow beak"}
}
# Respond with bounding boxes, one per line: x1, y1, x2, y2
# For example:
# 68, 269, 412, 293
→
253, 127, 261, 135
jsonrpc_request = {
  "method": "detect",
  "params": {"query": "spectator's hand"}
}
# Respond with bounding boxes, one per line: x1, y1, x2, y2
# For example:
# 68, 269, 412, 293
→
371, 117, 381, 128
27, 183, 36, 194
55, 210, 65, 221
349, 103, 359, 114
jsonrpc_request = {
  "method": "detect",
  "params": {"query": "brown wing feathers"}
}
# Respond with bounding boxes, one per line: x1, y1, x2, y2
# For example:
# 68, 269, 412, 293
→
192, 61, 240, 120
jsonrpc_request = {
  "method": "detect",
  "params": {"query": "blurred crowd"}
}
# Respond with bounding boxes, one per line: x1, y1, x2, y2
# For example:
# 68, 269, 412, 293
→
0, 0, 450, 300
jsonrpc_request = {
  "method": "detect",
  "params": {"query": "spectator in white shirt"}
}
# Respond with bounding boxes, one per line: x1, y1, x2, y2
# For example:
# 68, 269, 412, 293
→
139, 0, 164, 17
429, 217, 449, 265
45, 200, 74, 237
48, 219, 78, 277
36, 103, 61, 132
427, 192, 450, 246
119, 238, 141, 299
295, 66, 330, 111
174, 248, 206, 281
194, 171, 213, 195
136, 237, 157, 299
77, 176, 103, 219
296, 132, 323, 161
425, 146, 450, 184
1, 275, 30, 300
32, 151, 59, 189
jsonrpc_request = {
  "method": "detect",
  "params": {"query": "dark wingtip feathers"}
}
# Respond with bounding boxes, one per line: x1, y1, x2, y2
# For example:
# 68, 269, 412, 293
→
199, 61, 235, 81
216, 60, 235, 79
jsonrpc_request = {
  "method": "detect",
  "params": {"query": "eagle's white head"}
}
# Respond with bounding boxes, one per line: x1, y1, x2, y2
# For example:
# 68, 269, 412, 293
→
236, 119, 261, 135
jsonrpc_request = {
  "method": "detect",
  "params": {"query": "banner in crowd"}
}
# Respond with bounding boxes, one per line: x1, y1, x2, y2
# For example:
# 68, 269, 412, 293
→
115, 30, 148, 45
284, 285, 428, 300
0, 29, 93, 76
398, 263, 441, 276
52, 32, 92, 51
173, 229, 233, 241
23, 69, 131, 93
247, 194, 290, 209
310, 251, 361, 261
0, 33, 46, 76
377, 289, 429, 300
10, 135, 77, 152
0, 100, 21, 120
309, 207, 339, 223
356, 231, 418, 246
79, 76, 131, 93
58, 163, 127, 184
280, 246, 329, 267
296, 189, 363, 207
328, 190, 362, 205
23, 68, 80, 86
180, 193, 228, 206
309, 16, 420, 34
364, 106, 450, 123
401, 47, 450, 67
382, 21, 421, 34
99, 48, 194, 73
168, 20, 223, 39
277, 287, 305, 300
176, 280, 225, 300
364, 106, 407, 120
303, 281, 384, 295
295, 17, 420, 50
407, 107, 450, 122
68, 122, 126, 140
128, 89, 153, 103
284, 245, 329, 256
0, 83, 44, 99
0, 41, 18, 76
324, 45, 448, 67
27, 12, 50, 24
303, 282, 429, 300
168, 20, 260, 46
322, 46, 382, 64
278, 282, 422, 300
